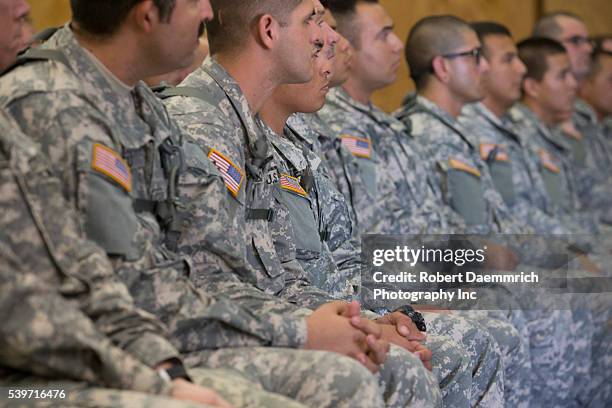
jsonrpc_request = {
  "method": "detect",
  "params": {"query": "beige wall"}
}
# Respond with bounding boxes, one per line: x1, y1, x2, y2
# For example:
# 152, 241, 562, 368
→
29, 0, 71, 31
373, 0, 539, 112
28, 0, 611, 112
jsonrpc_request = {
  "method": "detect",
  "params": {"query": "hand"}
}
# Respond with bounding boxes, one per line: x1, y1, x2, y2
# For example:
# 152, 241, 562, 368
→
305, 301, 384, 373
349, 316, 390, 370
484, 242, 519, 271
378, 324, 433, 371
412, 342, 433, 371
376, 311, 426, 341
170, 378, 233, 408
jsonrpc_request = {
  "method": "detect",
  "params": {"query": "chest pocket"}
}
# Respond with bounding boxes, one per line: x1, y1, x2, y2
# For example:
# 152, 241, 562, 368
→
245, 174, 286, 293
565, 135, 587, 167
480, 143, 516, 207
441, 158, 487, 226
340, 135, 378, 197
278, 173, 321, 255
78, 142, 141, 260
538, 149, 565, 205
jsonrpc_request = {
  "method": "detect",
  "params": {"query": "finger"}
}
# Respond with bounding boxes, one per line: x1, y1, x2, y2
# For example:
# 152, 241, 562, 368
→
359, 352, 380, 374
358, 319, 383, 338
347, 300, 361, 318
367, 335, 389, 365
397, 324, 426, 341
352, 331, 368, 352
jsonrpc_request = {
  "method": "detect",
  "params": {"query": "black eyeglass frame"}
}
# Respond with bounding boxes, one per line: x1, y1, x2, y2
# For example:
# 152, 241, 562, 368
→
561, 35, 596, 48
440, 47, 483, 64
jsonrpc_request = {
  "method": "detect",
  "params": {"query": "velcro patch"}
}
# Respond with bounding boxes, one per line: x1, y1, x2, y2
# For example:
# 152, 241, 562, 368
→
91, 143, 132, 192
341, 135, 372, 158
480, 143, 509, 162
208, 148, 244, 197
539, 149, 560, 173
280, 173, 307, 197
448, 158, 481, 177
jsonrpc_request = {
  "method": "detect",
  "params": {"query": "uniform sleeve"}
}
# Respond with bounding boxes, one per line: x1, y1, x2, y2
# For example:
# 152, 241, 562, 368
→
0, 243, 171, 395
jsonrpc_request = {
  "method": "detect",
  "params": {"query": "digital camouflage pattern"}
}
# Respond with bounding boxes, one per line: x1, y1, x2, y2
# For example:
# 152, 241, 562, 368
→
287, 113, 362, 300
0, 109, 174, 396
571, 99, 612, 225
318, 88, 512, 407
423, 99, 593, 407
0, 111, 311, 408
164, 56, 445, 408
508, 102, 612, 406
319, 87, 467, 235
0, 27, 388, 408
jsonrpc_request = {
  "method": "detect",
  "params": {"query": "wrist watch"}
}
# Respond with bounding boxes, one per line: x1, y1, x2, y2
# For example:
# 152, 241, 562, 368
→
393, 305, 427, 332
157, 361, 192, 383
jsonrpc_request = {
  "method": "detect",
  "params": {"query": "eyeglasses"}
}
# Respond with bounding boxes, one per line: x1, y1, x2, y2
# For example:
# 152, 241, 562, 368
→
562, 36, 595, 48
441, 47, 483, 65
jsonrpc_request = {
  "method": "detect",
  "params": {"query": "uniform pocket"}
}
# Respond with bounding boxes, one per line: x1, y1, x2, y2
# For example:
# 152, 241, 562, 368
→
78, 142, 140, 260
443, 158, 487, 226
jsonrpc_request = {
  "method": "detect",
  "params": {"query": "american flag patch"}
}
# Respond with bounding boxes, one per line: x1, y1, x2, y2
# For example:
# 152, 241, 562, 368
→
280, 173, 307, 197
91, 143, 132, 192
480, 143, 509, 162
208, 148, 244, 197
341, 135, 372, 158
539, 149, 560, 173
449, 158, 481, 178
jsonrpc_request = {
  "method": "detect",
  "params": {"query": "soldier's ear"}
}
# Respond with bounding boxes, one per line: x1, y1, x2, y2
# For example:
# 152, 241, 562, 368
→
522, 77, 540, 100
131, 0, 158, 34
256, 13, 280, 50
431, 55, 450, 84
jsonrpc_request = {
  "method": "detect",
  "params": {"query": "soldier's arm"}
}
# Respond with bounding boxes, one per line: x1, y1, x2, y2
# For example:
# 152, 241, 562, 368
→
0, 244, 172, 395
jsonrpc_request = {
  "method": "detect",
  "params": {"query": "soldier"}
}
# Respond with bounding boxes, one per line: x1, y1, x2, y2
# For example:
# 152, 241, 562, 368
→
576, 44, 612, 206
509, 37, 612, 406
533, 12, 612, 225
0, 2, 293, 407
317, 3, 525, 407
395, 15, 594, 407
162, 1, 447, 406
0, 1, 392, 407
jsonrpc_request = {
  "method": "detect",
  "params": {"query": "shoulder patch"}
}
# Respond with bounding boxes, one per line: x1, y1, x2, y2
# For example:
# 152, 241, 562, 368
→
340, 135, 372, 158
448, 158, 481, 178
480, 143, 509, 162
91, 143, 132, 192
280, 173, 308, 197
539, 149, 560, 173
208, 148, 244, 197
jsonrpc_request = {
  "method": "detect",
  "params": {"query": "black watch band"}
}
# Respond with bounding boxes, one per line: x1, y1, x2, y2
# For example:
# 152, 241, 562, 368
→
158, 360, 192, 383
393, 305, 427, 332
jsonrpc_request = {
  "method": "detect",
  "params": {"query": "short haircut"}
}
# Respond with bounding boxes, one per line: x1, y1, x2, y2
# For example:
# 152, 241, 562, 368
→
71, 0, 176, 36
517, 37, 567, 81
470, 21, 512, 56
207, 0, 303, 54
405, 15, 473, 89
532, 11, 583, 39
326, 0, 378, 49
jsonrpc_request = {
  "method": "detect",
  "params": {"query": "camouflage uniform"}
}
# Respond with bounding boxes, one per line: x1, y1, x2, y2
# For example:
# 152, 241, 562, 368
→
571, 99, 612, 226
0, 27, 385, 408
0, 110, 309, 408
319, 88, 514, 408
286, 113, 362, 300
163, 56, 445, 408
508, 103, 612, 406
